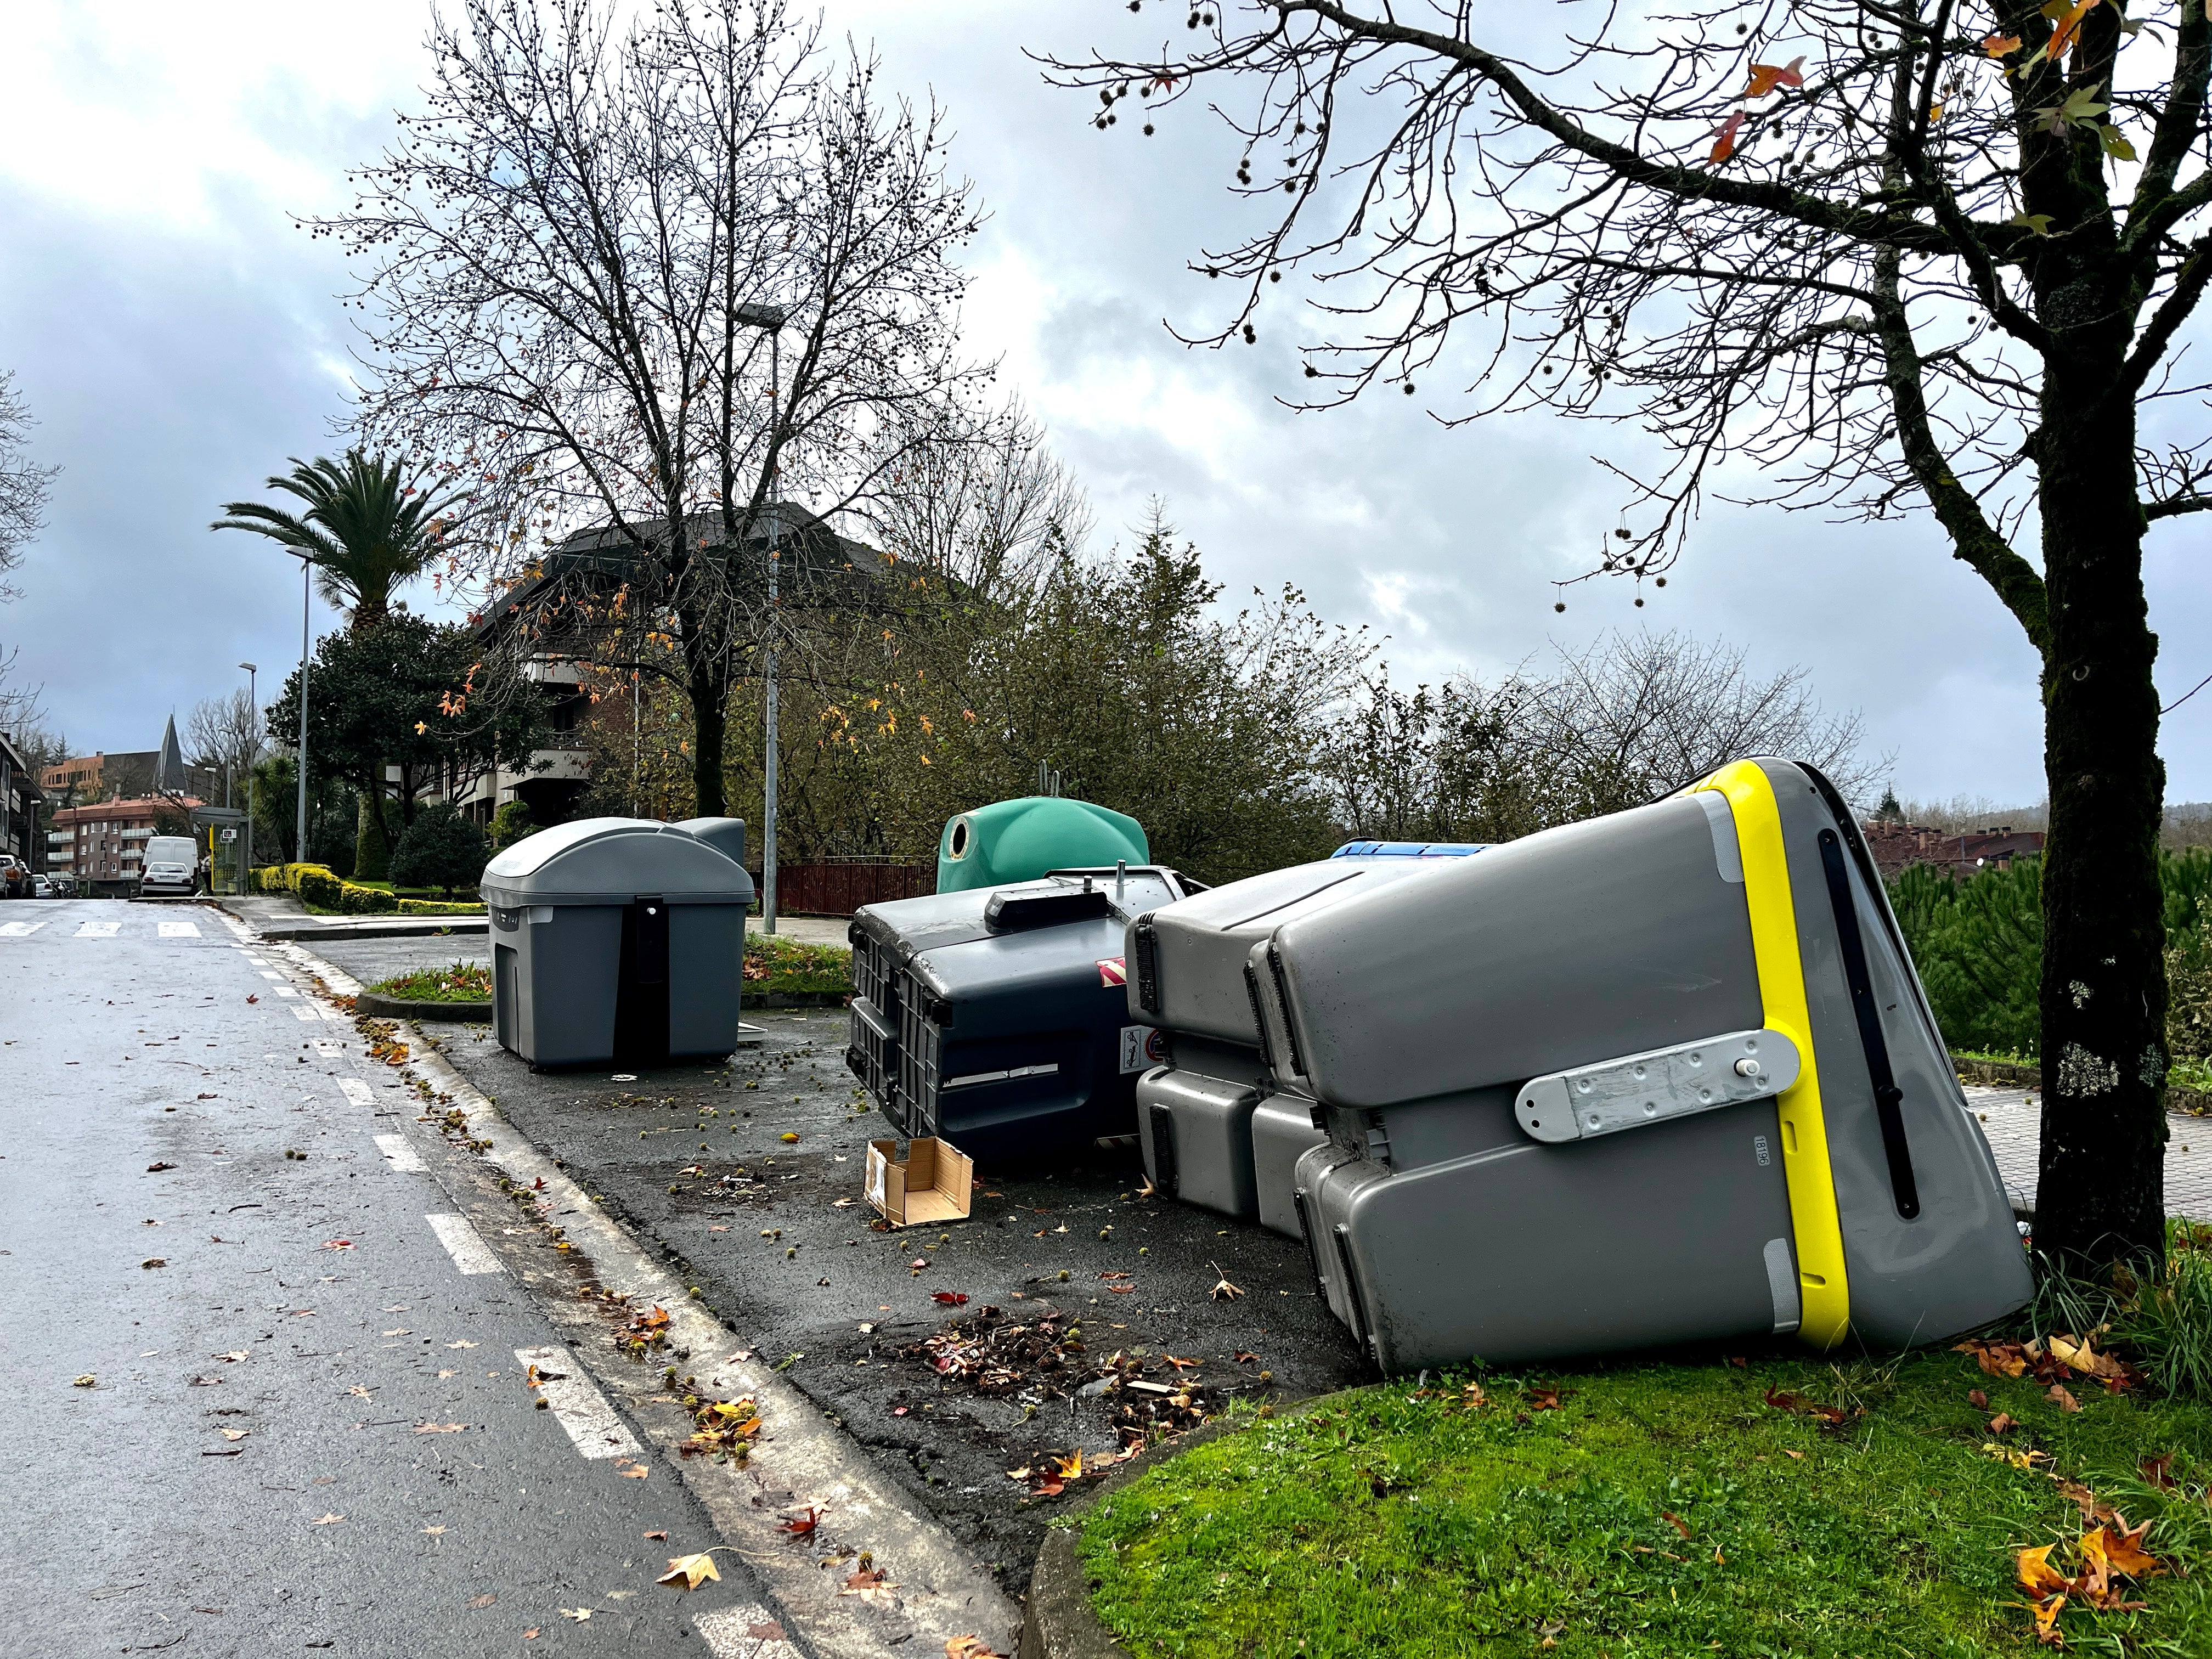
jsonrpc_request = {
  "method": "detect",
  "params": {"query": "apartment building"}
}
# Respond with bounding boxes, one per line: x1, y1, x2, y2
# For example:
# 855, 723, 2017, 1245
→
0, 729, 43, 872
47, 796, 200, 892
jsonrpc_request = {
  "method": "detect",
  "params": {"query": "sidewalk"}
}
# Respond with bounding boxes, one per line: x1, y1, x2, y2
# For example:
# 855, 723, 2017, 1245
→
1968, 1085, 2212, 1221
218, 892, 488, 941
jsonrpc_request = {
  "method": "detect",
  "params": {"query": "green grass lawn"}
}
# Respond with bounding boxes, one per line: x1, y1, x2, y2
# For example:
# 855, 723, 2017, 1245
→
367, 961, 492, 1002
1078, 1345, 2212, 1658
745, 932, 850, 997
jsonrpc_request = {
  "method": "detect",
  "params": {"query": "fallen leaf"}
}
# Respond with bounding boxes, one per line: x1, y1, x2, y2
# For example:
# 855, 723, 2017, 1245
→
643, 1531, 668, 1541
2049, 1334, 2126, 1381
1528, 1387, 1565, 1412
1969, 1388, 1989, 1408
413, 1422, 467, 1435
220, 1429, 249, 1442
1989, 1413, 2018, 1435
246, 994, 259, 1004
657, 1553, 721, 1590
347, 1385, 373, 1399
217, 1350, 249, 1363
1210, 1275, 1243, 1301
73, 1374, 96, 1388
1109, 1284, 1136, 1295
321, 1239, 354, 1252
1661, 1510, 1691, 1538
780, 1132, 799, 1143
424, 1526, 447, 1536
309, 1513, 345, 1526
779, 1507, 826, 1538
2140, 1453, 2176, 1489
842, 1565, 893, 1593
2047, 1383, 2082, 1413
446, 1341, 477, 1350
523, 1630, 538, 1640
946, 1638, 1006, 1659
931, 1291, 969, 1306
560, 1607, 593, 1622
142, 1257, 167, 1269
620, 1464, 650, 1480
469, 1593, 497, 1610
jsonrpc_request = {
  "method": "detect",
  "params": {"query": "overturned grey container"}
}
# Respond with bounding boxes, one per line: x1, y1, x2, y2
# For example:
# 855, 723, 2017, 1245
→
1271, 759, 2029, 1373
481, 817, 755, 1070
1126, 851, 1481, 1235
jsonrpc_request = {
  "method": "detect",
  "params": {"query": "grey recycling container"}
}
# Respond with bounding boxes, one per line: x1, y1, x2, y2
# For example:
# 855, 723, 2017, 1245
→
676, 816, 750, 874
847, 866, 1194, 1160
482, 817, 754, 1070
1269, 759, 2028, 1374
1127, 849, 1481, 1231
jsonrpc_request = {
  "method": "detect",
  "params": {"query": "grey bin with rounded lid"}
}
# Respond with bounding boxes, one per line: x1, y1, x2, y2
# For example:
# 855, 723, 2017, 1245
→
481, 817, 754, 1069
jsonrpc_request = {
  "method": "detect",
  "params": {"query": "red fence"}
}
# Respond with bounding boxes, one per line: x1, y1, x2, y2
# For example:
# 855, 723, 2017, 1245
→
748, 862, 934, 917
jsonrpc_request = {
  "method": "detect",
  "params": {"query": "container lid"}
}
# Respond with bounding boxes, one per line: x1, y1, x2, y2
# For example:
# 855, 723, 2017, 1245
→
480, 817, 752, 906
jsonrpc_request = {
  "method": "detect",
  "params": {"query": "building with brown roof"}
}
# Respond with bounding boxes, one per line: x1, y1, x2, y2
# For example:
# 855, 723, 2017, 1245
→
1861, 820, 2046, 883
47, 796, 200, 891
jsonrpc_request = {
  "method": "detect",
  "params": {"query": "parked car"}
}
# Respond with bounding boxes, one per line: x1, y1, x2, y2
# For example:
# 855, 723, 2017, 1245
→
45, 874, 75, 898
0, 856, 27, 899
138, 836, 200, 898
29, 873, 51, 898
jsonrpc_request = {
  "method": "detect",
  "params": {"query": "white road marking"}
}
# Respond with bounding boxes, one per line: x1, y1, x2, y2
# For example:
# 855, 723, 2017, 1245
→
74, 921, 120, 938
257, 970, 283, 980
320, 1003, 351, 1022
314, 1039, 346, 1058
157, 920, 200, 938
374, 1134, 426, 1173
292, 1005, 321, 1022
0, 920, 46, 937
693, 1604, 803, 1659
274, 986, 299, 998
426, 1213, 504, 1276
337, 1079, 375, 1107
513, 1344, 642, 1460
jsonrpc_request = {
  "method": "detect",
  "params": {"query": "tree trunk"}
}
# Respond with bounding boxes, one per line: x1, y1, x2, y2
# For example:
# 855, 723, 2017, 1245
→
689, 663, 727, 821
353, 763, 391, 882
2030, 302, 2169, 1274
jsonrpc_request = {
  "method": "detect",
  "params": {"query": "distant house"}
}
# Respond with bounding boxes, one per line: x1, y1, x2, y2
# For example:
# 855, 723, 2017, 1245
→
1861, 819, 2046, 883
47, 795, 200, 892
0, 729, 45, 871
39, 749, 219, 809
449, 503, 884, 826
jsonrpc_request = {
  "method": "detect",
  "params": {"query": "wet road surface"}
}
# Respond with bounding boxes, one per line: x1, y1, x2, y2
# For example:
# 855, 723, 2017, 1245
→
1, 900, 794, 1657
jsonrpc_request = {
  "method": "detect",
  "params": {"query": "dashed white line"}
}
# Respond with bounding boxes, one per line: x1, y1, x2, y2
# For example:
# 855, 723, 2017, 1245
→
314, 1039, 346, 1058
274, 986, 299, 998
693, 1605, 803, 1659
426, 1212, 504, 1276
74, 921, 120, 939
374, 1134, 426, 1173
337, 1079, 375, 1107
0, 920, 46, 937
292, 1005, 321, 1022
257, 970, 283, 980
512, 1345, 642, 1460
157, 919, 200, 938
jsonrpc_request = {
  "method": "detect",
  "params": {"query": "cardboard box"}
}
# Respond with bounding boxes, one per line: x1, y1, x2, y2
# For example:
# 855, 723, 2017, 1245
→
864, 1137, 974, 1228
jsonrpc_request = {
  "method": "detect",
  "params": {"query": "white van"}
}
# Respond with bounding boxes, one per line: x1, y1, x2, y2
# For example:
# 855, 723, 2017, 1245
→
140, 836, 199, 897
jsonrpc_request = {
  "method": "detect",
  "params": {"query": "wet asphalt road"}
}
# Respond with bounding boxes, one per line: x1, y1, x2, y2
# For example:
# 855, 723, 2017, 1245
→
300, 931, 1376, 1596
1, 901, 785, 1657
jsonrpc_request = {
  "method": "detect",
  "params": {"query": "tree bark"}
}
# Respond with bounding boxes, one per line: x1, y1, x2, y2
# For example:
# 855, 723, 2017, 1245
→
688, 654, 727, 821
353, 771, 391, 882
2030, 246, 2170, 1273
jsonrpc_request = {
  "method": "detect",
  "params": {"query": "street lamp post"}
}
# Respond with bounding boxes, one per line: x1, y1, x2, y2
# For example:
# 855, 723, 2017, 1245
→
239, 662, 257, 884
290, 554, 311, 864
733, 301, 788, 935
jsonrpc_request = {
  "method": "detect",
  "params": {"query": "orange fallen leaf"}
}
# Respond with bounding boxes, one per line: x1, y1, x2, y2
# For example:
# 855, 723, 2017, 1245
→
413, 1422, 467, 1435
779, 1506, 826, 1538
620, 1464, 650, 1479
1661, 1510, 1691, 1538
2047, 1383, 2082, 1413
1989, 1413, 2019, 1435
1968, 1388, 1989, 1408
946, 1639, 1006, 1659
657, 1551, 721, 1590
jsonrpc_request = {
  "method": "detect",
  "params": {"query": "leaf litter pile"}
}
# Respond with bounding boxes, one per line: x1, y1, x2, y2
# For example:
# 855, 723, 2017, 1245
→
905, 1300, 1238, 1499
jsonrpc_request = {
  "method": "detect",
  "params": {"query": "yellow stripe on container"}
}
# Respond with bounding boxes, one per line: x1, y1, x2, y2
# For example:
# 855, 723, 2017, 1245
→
1692, 761, 1850, 1348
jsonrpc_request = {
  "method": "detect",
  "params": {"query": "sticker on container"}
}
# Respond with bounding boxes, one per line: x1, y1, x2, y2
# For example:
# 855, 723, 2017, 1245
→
1119, 1024, 1165, 1074
1097, 956, 1127, 988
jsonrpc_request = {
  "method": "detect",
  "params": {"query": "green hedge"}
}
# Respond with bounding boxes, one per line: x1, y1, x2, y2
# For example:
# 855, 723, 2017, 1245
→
398, 896, 487, 915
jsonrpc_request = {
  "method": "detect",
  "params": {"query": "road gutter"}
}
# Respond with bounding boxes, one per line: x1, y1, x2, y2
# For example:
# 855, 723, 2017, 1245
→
263, 925, 1023, 1659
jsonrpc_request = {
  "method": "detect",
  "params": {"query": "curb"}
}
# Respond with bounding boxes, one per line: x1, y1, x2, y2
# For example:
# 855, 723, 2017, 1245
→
267, 931, 1023, 1659
354, 991, 493, 1023
1017, 1392, 1364, 1659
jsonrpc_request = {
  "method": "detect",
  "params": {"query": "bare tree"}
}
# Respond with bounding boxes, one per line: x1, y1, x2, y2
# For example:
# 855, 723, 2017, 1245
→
1047, 0, 2205, 1269
1322, 631, 1874, 842
331, 0, 988, 817
186, 688, 264, 792
0, 370, 57, 605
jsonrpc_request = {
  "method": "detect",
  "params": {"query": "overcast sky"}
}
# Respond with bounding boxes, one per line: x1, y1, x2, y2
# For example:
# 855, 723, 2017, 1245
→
2, 0, 2205, 806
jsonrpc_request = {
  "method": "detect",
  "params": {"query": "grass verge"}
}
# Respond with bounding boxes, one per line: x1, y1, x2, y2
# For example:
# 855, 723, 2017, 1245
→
745, 932, 850, 997
1078, 1347, 2212, 1657
366, 961, 492, 1003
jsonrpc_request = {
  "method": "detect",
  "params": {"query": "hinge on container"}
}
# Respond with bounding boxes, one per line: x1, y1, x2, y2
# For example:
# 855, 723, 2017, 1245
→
1515, 1028, 1802, 1144
1133, 916, 1160, 1015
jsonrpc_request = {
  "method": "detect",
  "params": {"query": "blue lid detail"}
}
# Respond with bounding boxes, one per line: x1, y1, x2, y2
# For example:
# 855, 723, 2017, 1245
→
1329, 840, 1487, 859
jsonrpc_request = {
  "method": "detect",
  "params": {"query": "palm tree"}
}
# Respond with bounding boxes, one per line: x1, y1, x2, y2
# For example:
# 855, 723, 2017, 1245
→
214, 451, 469, 879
